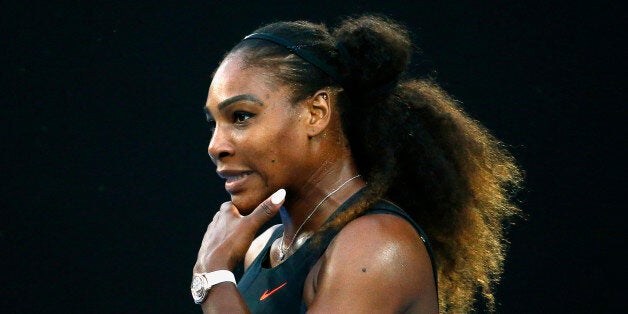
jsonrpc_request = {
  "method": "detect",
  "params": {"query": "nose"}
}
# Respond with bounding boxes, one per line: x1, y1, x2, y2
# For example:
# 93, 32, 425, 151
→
207, 126, 234, 164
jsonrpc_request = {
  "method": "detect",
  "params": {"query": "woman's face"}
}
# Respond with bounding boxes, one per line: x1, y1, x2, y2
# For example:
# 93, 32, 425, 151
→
205, 54, 311, 213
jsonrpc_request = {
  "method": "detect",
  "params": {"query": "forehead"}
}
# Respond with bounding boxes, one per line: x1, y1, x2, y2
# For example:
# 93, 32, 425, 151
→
207, 54, 279, 108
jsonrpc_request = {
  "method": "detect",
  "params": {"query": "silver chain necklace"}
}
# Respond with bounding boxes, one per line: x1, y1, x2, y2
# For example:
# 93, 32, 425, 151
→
278, 174, 361, 261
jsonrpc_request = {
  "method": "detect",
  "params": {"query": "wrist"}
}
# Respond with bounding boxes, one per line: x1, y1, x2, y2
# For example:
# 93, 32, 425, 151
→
194, 259, 233, 274
195, 249, 239, 273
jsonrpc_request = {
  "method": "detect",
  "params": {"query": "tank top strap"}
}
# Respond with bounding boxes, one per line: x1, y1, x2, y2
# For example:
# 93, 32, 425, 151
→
298, 187, 368, 260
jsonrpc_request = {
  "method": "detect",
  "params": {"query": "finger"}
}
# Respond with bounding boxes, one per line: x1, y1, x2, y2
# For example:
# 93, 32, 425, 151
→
245, 189, 285, 227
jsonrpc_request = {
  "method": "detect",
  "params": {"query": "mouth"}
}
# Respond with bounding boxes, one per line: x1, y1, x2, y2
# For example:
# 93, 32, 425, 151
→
216, 170, 254, 192
222, 171, 253, 183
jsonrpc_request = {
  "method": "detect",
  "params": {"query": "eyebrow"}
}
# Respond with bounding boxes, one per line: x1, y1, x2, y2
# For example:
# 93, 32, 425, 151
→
204, 94, 264, 120
218, 94, 264, 110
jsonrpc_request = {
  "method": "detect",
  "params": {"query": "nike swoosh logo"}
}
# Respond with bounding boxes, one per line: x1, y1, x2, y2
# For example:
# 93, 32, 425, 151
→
259, 282, 287, 301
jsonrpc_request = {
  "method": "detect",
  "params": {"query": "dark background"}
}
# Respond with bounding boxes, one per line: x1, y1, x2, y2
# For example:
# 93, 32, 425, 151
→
3, 0, 625, 313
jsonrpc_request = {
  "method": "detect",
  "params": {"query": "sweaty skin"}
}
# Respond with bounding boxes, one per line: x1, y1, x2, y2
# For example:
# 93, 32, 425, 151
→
195, 52, 438, 313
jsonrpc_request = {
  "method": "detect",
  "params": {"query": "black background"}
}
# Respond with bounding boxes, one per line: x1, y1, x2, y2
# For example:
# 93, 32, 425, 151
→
3, 1, 625, 313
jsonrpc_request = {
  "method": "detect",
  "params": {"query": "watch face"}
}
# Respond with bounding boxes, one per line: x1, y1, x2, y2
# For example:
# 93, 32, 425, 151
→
191, 275, 208, 303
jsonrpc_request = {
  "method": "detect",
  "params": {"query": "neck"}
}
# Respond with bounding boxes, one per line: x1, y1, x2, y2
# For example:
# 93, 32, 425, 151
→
280, 156, 365, 244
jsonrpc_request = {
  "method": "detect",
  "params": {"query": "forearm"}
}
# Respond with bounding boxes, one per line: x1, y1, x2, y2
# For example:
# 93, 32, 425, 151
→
200, 282, 250, 314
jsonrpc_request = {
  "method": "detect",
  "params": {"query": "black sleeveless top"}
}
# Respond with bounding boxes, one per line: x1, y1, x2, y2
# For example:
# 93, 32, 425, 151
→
237, 190, 437, 313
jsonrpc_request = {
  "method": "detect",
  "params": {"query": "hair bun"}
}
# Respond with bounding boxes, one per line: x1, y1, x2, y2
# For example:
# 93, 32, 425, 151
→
333, 15, 412, 92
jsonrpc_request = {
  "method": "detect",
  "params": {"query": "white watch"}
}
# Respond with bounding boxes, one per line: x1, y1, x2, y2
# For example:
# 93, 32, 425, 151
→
190, 270, 237, 304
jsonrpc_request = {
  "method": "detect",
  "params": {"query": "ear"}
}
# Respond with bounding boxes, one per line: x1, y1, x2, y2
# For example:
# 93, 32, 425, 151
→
304, 91, 331, 138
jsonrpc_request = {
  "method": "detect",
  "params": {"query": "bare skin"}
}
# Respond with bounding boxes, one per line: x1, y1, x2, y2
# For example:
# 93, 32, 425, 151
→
195, 52, 438, 313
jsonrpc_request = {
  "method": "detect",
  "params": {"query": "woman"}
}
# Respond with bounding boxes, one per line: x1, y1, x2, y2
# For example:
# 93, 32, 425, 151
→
192, 15, 521, 313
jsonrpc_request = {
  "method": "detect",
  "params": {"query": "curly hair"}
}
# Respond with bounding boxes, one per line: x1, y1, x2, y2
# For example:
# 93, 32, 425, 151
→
225, 15, 522, 313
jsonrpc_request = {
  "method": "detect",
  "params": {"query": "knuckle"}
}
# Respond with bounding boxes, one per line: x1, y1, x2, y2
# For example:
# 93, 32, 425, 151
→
207, 218, 216, 231
211, 210, 221, 222
219, 201, 232, 212
258, 201, 273, 217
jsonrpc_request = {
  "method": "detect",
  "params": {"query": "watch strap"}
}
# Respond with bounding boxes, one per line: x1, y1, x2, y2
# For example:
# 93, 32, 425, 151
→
203, 270, 236, 287
192, 270, 236, 304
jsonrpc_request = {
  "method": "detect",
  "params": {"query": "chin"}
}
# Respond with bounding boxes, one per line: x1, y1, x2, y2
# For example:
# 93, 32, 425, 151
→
230, 193, 261, 216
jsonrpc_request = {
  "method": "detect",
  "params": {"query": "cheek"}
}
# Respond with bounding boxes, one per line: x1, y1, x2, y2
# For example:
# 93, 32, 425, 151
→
241, 106, 307, 181
273, 134, 310, 178
254, 130, 304, 182
236, 130, 283, 180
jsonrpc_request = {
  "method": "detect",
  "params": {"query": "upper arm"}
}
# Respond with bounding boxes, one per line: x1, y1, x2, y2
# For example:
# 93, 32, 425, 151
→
306, 214, 437, 314
244, 224, 280, 271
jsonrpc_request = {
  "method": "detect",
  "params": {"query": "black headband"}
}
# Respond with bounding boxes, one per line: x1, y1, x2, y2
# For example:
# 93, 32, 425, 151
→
242, 32, 343, 86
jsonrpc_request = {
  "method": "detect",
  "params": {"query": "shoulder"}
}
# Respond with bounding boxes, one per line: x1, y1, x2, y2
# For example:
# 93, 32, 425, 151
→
307, 213, 438, 313
244, 224, 281, 270
328, 213, 434, 282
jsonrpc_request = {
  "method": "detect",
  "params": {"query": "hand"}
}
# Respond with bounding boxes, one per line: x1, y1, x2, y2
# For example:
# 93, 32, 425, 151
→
194, 189, 286, 273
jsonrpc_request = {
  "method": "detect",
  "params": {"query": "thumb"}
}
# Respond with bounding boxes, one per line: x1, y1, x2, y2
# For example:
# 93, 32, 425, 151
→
246, 189, 285, 227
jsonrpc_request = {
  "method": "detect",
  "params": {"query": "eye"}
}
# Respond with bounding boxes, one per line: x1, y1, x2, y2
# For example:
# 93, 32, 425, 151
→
204, 109, 216, 132
207, 119, 216, 133
233, 111, 254, 123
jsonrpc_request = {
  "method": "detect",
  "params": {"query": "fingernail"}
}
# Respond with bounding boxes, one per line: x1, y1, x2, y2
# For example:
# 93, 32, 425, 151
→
271, 189, 286, 205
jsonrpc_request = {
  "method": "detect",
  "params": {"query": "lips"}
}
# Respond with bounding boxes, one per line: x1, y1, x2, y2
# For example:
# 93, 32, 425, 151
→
223, 171, 252, 183
217, 170, 254, 192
